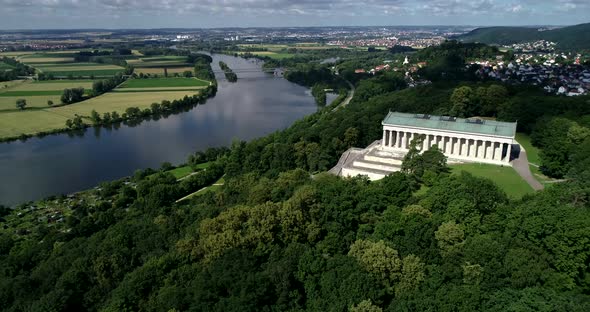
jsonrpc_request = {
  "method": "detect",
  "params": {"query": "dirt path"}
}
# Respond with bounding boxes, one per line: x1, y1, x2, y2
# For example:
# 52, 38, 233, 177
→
512, 148, 544, 191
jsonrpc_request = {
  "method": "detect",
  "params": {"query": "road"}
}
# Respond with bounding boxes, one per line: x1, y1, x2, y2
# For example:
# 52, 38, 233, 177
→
512, 148, 544, 191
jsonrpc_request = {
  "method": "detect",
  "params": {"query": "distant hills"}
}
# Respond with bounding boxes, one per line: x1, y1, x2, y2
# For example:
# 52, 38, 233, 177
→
455, 23, 590, 50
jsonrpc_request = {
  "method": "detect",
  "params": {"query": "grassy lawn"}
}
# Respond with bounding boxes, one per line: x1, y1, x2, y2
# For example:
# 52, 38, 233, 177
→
120, 78, 209, 88
168, 166, 194, 179
515, 133, 556, 184
450, 163, 534, 199
515, 133, 540, 165
194, 162, 212, 170
176, 175, 225, 202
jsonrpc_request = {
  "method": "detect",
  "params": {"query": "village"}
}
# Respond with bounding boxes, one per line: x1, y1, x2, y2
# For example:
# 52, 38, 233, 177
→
472, 52, 590, 96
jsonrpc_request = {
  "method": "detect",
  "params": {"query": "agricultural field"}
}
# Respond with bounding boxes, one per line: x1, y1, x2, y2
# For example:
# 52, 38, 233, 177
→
31, 61, 124, 78
52, 90, 200, 115
0, 89, 200, 138
243, 51, 298, 59
0, 80, 93, 111
450, 163, 534, 198
0, 51, 38, 57
135, 66, 194, 76
128, 55, 191, 76
6, 51, 125, 77
119, 78, 208, 88
128, 56, 189, 67
20, 57, 75, 64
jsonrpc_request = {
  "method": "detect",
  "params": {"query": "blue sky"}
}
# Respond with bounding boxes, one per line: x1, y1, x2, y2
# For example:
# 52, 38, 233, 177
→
0, 0, 588, 29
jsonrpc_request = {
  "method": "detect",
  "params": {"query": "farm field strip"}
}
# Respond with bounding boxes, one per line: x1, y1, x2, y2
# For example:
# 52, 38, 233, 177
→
135, 67, 194, 75
28, 63, 108, 67
139, 56, 188, 62
119, 78, 209, 88
20, 57, 75, 64
0, 90, 91, 97
243, 51, 299, 59
112, 87, 207, 92
37, 65, 124, 72
41, 69, 124, 77
3, 81, 94, 91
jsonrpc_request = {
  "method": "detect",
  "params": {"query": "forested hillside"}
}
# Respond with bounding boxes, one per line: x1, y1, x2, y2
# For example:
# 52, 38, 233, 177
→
456, 23, 590, 50
1, 50, 590, 311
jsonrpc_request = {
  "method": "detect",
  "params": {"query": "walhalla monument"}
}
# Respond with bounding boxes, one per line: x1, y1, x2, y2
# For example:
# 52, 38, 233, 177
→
331, 111, 517, 180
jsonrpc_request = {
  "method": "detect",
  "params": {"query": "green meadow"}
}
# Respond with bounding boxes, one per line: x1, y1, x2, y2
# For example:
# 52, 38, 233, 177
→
450, 163, 534, 199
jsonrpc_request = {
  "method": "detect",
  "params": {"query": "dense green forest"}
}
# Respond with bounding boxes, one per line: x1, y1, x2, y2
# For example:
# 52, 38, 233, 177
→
1, 43, 590, 311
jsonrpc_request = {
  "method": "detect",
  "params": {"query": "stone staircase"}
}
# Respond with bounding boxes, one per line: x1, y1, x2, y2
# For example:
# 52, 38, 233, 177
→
336, 141, 405, 180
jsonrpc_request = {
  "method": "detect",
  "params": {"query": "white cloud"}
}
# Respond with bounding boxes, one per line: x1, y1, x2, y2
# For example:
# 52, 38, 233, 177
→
0, 0, 587, 28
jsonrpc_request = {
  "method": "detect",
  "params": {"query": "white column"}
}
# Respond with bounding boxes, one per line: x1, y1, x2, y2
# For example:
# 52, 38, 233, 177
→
459, 138, 466, 157
390, 130, 395, 148
494, 142, 502, 161
485, 141, 493, 160
451, 137, 458, 156
397, 131, 403, 149
467, 139, 475, 158
477, 140, 485, 159
382, 130, 387, 147
444, 137, 450, 154
400, 132, 406, 149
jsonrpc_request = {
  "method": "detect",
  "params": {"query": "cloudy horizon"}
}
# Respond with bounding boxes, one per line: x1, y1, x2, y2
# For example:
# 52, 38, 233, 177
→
0, 0, 588, 29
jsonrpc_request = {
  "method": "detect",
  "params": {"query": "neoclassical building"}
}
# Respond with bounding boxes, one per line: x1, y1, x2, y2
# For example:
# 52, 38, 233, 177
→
382, 112, 515, 164
330, 112, 517, 180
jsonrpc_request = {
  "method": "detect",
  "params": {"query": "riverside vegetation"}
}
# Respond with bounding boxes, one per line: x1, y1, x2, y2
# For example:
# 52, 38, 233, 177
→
218, 61, 238, 82
1, 42, 590, 311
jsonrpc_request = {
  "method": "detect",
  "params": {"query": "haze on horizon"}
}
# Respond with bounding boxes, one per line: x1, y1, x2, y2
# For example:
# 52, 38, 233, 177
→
0, 0, 588, 29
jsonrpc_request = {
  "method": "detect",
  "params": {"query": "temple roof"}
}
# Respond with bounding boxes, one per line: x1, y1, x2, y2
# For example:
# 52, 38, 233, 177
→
382, 112, 517, 138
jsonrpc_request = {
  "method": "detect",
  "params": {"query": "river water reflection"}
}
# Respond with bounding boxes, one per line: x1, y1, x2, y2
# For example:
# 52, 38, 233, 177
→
0, 54, 318, 206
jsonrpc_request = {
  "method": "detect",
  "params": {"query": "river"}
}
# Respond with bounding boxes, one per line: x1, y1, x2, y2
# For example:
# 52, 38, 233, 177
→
0, 54, 319, 206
